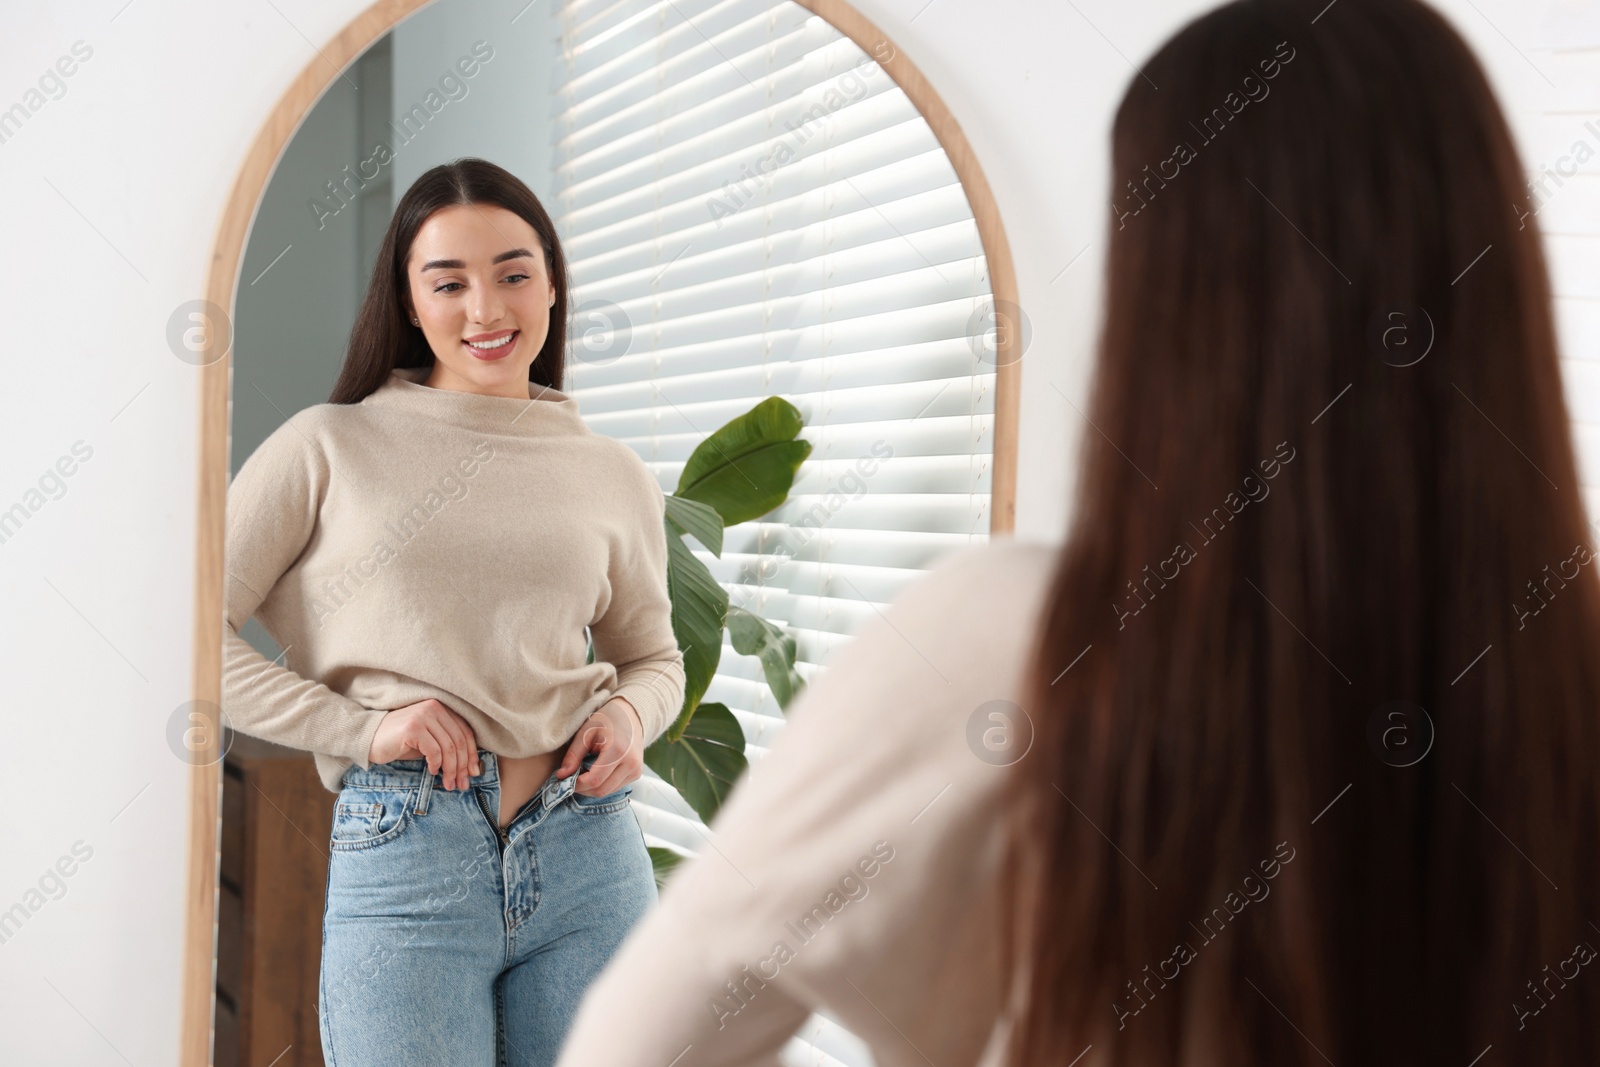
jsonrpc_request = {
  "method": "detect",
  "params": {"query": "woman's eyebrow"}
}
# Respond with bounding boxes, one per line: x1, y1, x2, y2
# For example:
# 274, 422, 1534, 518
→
420, 247, 536, 271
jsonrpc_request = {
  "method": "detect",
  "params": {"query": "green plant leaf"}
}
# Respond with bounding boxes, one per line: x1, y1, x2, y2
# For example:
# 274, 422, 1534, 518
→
644, 702, 748, 823
650, 399, 814, 825
648, 845, 686, 890
726, 605, 804, 710
675, 396, 811, 527
665, 531, 727, 739
664, 495, 724, 557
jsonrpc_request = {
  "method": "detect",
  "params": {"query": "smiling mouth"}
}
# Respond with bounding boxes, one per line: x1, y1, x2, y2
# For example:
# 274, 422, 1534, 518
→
463, 330, 519, 359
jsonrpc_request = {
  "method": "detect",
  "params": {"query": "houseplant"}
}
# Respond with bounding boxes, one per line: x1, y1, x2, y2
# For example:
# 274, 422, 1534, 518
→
627, 396, 812, 885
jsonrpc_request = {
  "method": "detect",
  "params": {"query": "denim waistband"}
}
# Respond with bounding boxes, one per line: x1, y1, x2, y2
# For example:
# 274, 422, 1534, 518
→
343, 746, 506, 788
340, 749, 603, 822
340, 748, 600, 793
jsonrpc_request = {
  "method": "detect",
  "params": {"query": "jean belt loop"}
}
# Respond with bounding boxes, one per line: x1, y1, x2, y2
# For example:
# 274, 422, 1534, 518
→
543, 760, 577, 813
415, 760, 435, 816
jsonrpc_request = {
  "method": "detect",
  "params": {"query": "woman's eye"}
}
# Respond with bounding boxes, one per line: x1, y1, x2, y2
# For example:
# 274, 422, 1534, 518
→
432, 275, 526, 293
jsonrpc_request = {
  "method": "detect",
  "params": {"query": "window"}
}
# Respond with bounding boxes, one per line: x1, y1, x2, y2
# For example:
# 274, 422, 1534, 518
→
552, 0, 1004, 1060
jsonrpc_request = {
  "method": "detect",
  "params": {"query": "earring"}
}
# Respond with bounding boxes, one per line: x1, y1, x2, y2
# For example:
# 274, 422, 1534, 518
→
411, 317, 419, 325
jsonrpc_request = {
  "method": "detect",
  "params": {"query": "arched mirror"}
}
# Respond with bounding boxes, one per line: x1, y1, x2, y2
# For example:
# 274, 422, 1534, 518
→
185, 0, 1017, 1063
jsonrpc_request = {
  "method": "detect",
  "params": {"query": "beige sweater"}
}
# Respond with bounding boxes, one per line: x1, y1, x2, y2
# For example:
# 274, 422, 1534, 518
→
222, 365, 686, 793
555, 536, 1055, 1067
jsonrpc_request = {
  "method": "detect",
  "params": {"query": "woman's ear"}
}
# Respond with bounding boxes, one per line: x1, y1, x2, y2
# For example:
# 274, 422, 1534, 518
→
399, 275, 416, 323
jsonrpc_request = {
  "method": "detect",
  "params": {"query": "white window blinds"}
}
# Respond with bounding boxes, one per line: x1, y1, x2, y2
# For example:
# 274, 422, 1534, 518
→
552, 1, 996, 1061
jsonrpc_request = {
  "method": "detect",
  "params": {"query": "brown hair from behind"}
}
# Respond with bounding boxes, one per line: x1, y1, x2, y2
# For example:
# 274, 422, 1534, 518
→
1003, 0, 1600, 1062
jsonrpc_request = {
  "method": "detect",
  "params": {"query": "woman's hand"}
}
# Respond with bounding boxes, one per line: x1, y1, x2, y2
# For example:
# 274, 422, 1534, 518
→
556, 696, 644, 797
367, 698, 481, 791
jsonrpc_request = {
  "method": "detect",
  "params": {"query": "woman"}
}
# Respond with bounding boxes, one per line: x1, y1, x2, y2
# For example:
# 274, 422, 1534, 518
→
221, 158, 686, 1066
553, 0, 1600, 1064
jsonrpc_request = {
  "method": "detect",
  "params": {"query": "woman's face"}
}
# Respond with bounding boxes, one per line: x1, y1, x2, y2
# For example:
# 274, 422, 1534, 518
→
403, 202, 557, 398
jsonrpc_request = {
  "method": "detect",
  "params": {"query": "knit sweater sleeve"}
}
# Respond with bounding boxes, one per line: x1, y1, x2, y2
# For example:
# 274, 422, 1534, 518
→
554, 541, 1039, 1067
591, 457, 686, 747
221, 415, 389, 766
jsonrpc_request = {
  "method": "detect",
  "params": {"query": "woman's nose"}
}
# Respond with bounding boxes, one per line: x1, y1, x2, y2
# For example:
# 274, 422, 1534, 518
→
470, 281, 506, 325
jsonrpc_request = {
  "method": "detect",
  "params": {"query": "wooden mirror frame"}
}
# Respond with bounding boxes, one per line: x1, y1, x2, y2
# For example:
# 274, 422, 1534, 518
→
182, 0, 1019, 1061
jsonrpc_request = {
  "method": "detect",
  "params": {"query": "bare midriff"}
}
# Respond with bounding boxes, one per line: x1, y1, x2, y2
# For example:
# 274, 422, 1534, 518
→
492, 750, 561, 830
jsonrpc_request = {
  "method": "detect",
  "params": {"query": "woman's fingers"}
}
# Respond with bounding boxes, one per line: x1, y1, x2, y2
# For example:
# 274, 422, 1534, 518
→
604, 705, 640, 771
582, 740, 622, 792
375, 699, 479, 788
576, 743, 610, 794
556, 719, 600, 780
579, 701, 642, 793
393, 701, 479, 790
423, 715, 461, 789
435, 709, 476, 789
577, 719, 642, 797
584, 752, 640, 797
447, 719, 474, 790
585, 760, 633, 797
458, 717, 482, 777
413, 721, 445, 780
453, 722, 480, 786
448, 710, 476, 783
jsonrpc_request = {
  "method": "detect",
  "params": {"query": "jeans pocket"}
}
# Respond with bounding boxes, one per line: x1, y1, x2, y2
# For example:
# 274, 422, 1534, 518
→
571, 781, 634, 816
329, 788, 414, 850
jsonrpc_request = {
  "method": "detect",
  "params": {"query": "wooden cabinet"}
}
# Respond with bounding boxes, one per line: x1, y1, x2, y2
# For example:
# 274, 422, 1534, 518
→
216, 733, 336, 1067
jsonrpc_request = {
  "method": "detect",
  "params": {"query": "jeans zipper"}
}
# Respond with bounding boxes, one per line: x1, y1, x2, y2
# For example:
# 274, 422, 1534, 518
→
473, 788, 509, 853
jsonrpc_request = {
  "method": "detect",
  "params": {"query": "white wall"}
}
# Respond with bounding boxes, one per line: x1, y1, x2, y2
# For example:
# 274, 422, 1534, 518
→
390, 0, 560, 201
0, 0, 1587, 1062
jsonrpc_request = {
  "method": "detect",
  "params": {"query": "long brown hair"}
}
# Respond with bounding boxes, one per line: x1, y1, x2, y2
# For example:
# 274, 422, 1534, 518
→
328, 157, 570, 404
1004, 0, 1600, 1063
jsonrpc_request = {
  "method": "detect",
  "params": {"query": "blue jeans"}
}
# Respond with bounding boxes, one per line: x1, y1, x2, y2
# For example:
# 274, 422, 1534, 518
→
318, 748, 656, 1066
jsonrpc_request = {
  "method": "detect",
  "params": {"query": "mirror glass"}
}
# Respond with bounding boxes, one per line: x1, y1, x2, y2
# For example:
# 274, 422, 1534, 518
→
220, 1, 998, 1063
